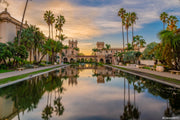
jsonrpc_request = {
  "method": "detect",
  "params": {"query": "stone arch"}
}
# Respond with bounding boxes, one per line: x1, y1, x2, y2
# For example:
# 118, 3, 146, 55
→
100, 58, 104, 63
70, 58, 74, 63
106, 59, 111, 64
81, 58, 84, 63
64, 58, 68, 63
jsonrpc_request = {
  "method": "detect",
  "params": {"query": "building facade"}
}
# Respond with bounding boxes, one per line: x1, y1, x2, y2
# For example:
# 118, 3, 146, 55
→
0, 8, 28, 43
62, 40, 79, 63
62, 41, 123, 64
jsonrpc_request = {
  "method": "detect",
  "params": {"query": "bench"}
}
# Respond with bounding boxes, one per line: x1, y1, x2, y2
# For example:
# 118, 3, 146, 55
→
17, 67, 25, 71
150, 67, 156, 71
33, 66, 39, 69
169, 70, 180, 75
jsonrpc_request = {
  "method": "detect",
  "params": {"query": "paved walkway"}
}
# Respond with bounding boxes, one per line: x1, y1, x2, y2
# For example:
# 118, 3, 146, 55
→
115, 65, 180, 80
0, 64, 65, 79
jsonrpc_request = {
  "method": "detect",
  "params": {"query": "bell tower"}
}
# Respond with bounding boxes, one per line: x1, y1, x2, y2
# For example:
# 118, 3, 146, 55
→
96, 42, 104, 49
69, 40, 78, 48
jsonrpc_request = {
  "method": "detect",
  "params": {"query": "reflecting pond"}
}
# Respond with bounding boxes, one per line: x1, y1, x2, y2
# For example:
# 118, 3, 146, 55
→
0, 64, 180, 120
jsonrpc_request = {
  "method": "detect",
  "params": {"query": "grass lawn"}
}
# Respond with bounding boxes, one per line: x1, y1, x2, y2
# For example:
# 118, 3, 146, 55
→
108, 64, 180, 86
0, 69, 14, 73
0, 66, 62, 85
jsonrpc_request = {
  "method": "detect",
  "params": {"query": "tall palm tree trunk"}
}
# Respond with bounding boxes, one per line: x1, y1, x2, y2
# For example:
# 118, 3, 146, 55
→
52, 24, 54, 39
49, 25, 51, 38
128, 82, 130, 104
132, 24, 134, 45
163, 22, 165, 30
127, 28, 129, 47
124, 78, 126, 107
30, 50, 32, 63
122, 22, 125, 51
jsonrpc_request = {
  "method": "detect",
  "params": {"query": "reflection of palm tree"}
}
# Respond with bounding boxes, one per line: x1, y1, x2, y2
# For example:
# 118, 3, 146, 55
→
54, 97, 64, 116
42, 92, 54, 120
106, 76, 111, 82
164, 99, 173, 117
120, 77, 140, 120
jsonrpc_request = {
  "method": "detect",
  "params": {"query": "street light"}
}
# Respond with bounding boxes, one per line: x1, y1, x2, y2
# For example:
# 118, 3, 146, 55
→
18, 0, 31, 46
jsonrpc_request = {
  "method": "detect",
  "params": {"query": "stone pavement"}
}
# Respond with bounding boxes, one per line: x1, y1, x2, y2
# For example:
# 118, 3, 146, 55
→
115, 65, 180, 80
0, 64, 65, 79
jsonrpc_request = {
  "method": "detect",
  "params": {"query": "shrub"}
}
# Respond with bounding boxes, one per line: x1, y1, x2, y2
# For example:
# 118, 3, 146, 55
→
24, 64, 34, 68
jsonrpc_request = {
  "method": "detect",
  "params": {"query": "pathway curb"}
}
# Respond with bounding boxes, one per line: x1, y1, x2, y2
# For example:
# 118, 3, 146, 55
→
105, 65, 180, 89
0, 65, 69, 89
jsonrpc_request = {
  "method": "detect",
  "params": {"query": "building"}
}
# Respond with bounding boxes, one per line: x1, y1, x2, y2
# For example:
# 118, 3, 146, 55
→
62, 40, 79, 63
0, 8, 28, 43
95, 42, 123, 64
62, 41, 123, 64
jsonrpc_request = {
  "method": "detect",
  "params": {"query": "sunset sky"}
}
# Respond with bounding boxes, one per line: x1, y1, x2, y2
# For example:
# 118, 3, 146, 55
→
0, 0, 180, 55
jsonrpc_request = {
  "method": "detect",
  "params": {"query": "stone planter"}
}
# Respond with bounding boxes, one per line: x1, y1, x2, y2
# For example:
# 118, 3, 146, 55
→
126, 64, 130, 66
156, 66, 164, 72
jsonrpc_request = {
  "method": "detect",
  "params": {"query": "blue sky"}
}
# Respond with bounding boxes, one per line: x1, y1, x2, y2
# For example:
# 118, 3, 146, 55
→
0, 0, 180, 54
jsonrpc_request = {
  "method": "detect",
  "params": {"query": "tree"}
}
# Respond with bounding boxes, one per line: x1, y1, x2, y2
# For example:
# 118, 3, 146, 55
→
124, 12, 131, 46
57, 34, 67, 42
19, 25, 34, 63
160, 12, 168, 30
142, 42, 158, 60
44, 10, 54, 38
118, 8, 126, 50
133, 35, 146, 51
158, 30, 180, 69
167, 15, 179, 31
105, 44, 111, 49
55, 15, 66, 40
130, 12, 138, 45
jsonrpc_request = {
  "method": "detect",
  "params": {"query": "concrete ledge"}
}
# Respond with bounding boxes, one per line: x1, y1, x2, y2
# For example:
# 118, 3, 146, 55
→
105, 65, 180, 89
0, 65, 69, 89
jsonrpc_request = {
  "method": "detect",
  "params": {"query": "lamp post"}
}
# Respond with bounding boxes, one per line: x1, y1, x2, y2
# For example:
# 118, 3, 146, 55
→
18, 0, 31, 46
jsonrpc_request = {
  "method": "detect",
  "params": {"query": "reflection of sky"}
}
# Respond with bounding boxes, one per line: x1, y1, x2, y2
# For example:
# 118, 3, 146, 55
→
1, 0, 180, 54
10, 68, 174, 120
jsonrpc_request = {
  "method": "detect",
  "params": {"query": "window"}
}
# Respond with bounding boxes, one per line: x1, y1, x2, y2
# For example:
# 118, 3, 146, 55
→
72, 51, 74, 55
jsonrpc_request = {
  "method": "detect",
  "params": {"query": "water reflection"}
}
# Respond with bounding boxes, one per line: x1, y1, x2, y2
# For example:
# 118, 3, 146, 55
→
0, 64, 180, 120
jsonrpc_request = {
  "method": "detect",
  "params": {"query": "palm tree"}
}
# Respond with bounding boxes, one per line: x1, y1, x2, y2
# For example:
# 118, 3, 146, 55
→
55, 15, 66, 40
20, 26, 34, 63
105, 44, 111, 49
167, 15, 179, 31
158, 29, 180, 69
118, 8, 126, 50
124, 12, 131, 47
130, 12, 138, 45
133, 35, 146, 51
44, 10, 54, 38
50, 14, 55, 39
139, 39, 146, 48
160, 12, 168, 30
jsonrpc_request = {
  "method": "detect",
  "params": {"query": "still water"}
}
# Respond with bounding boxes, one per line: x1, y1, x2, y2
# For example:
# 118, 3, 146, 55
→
0, 64, 180, 120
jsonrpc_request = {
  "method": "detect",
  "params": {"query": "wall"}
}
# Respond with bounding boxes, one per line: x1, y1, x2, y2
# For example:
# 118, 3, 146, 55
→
0, 21, 17, 43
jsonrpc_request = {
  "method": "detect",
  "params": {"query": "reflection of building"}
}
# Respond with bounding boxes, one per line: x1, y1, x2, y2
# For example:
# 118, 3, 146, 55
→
0, 96, 18, 120
94, 66, 116, 83
59, 66, 79, 86
0, 8, 28, 43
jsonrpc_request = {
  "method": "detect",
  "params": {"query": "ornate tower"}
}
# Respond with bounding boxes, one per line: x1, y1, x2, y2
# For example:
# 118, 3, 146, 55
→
96, 42, 104, 49
69, 40, 78, 48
